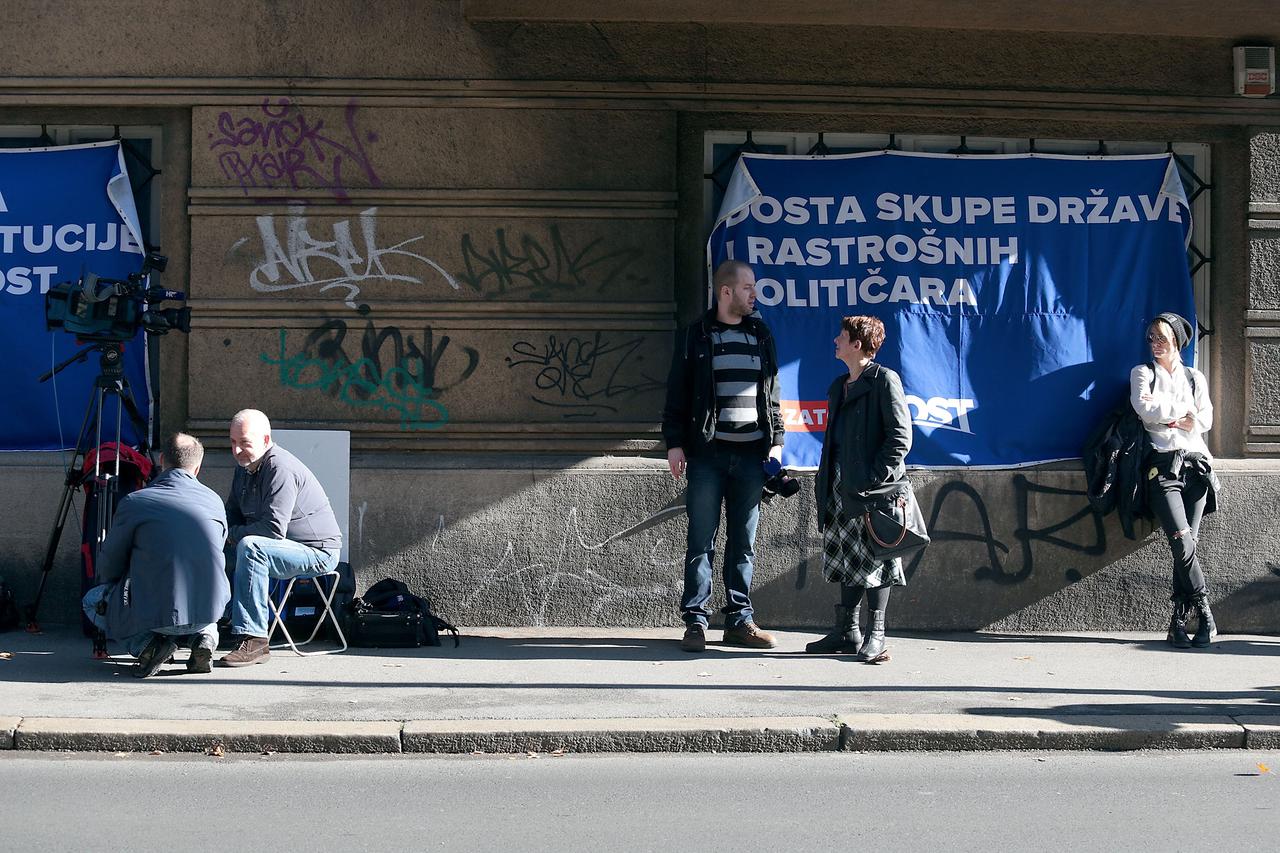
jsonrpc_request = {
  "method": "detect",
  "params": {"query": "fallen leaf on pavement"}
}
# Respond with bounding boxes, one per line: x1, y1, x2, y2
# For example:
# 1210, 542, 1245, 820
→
1007, 697, 1022, 701
551, 749, 566, 756
697, 672, 711, 677
260, 750, 276, 756
0, 652, 12, 660
383, 664, 403, 668
470, 750, 486, 755
149, 750, 164, 756
1014, 656, 1033, 661
1259, 763, 1271, 775
526, 751, 539, 758
206, 744, 225, 757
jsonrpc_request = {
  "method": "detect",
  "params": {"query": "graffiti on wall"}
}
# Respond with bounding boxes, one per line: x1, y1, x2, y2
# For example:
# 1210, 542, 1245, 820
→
260, 316, 480, 430
427, 510, 679, 625
208, 98, 380, 203
902, 474, 1107, 585
236, 206, 457, 309
506, 332, 665, 417
456, 225, 645, 299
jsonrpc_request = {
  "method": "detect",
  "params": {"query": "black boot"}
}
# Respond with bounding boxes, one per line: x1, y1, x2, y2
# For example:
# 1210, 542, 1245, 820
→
804, 604, 862, 653
1191, 594, 1216, 648
1167, 600, 1191, 649
855, 610, 888, 662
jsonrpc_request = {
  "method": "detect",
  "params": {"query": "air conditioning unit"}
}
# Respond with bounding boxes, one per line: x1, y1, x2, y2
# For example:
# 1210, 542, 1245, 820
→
1234, 46, 1275, 97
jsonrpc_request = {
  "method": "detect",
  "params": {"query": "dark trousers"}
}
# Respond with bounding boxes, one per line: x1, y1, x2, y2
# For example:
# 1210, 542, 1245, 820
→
681, 443, 768, 628
1146, 463, 1208, 603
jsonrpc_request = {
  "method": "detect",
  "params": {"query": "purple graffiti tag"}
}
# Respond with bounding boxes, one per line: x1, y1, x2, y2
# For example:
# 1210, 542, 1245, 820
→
209, 98, 381, 203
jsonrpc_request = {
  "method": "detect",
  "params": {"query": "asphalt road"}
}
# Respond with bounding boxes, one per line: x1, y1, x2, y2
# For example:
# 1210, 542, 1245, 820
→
2, 750, 1277, 852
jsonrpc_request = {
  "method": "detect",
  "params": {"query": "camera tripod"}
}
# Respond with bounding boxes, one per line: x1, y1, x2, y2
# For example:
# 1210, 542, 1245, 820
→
26, 341, 151, 657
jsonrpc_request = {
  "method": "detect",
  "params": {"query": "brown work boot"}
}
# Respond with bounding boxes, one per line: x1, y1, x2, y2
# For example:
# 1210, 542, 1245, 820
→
722, 621, 777, 649
680, 624, 706, 653
218, 636, 270, 667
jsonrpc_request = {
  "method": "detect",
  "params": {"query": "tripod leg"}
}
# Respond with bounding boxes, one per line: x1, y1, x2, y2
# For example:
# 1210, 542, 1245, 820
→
24, 384, 101, 632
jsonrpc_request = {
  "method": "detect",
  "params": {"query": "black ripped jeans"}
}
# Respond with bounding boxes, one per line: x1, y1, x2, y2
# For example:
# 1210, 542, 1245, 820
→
1146, 456, 1209, 603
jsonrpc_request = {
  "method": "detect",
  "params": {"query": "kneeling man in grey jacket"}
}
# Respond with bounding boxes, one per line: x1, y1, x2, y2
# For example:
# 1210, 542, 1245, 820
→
82, 433, 230, 677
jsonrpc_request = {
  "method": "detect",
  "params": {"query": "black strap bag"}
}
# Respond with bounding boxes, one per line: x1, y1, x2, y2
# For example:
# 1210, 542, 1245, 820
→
345, 578, 460, 648
861, 480, 930, 561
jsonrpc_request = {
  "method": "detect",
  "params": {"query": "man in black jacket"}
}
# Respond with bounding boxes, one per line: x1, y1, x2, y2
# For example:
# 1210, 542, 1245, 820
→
219, 409, 343, 667
662, 260, 785, 653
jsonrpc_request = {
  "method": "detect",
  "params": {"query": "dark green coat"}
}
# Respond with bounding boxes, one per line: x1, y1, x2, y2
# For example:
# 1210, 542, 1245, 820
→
814, 361, 912, 530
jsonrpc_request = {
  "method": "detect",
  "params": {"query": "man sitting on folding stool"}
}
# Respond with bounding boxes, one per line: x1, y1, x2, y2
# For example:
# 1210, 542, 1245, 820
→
220, 408, 343, 667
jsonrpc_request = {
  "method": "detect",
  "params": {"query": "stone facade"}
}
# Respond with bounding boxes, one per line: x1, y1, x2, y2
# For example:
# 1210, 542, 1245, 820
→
1, 1, 1277, 631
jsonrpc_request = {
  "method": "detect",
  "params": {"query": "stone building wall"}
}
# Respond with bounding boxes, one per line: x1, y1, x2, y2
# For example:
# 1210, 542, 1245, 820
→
1, 1, 1276, 631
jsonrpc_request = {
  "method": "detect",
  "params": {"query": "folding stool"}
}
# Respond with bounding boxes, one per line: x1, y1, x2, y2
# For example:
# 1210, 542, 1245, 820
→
267, 569, 349, 655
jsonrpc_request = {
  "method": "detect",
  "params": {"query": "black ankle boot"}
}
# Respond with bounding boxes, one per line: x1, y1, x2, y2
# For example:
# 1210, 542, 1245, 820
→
855, 609, 887, 662
1191, 594, 1216, 648
805, 604, 862, 653
1167, 600, 1191, 649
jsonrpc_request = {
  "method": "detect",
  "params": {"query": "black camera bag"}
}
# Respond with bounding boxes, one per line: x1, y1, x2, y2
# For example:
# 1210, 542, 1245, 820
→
344, 578, 459, 648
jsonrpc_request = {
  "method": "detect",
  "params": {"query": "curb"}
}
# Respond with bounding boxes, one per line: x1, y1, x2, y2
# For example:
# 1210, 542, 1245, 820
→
837, 714, 1247, 751
403, 717, 839, 754
13, 718, 401, 754
3, 715, 1278, 755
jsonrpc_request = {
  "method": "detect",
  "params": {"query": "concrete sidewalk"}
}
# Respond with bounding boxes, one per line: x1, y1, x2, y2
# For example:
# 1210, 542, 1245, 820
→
1, 626, 1277, 754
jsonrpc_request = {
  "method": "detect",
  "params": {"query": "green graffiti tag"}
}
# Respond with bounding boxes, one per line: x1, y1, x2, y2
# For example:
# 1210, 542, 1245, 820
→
261, 328, 449, 430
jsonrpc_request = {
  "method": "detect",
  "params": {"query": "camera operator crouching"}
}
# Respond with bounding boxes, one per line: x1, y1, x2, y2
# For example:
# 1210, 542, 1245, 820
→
82, 433, 230, 677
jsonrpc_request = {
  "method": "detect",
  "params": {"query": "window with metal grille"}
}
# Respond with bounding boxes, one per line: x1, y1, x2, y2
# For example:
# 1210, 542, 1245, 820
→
0, 124, 162, 249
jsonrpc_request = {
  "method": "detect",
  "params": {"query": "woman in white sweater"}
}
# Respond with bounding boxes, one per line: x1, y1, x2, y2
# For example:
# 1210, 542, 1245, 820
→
1129, 312, 1217, 649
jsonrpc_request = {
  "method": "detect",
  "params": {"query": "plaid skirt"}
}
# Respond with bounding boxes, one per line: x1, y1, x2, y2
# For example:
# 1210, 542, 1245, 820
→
821, 465, 906, 588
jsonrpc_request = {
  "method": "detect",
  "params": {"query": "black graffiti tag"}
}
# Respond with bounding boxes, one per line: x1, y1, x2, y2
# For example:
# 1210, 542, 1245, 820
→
506, 332, 664, 417
261, 317, 480, 430
905, 474, 1106, 584
457, 225, 644, 299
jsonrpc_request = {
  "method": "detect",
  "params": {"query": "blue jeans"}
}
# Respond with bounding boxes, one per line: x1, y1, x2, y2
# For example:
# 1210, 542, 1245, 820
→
229, 535, 340, 638
81, 583, 218, 657
681, 443, 769, 628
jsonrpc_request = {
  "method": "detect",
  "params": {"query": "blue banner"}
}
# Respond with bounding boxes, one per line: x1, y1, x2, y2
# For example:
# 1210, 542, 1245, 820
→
708, 152, 1195, 468
0, 141, 148, 451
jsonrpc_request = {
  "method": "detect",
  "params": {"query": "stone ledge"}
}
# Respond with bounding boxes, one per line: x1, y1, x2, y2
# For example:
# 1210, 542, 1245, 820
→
14, 718, 403, 754
838, 714, 1245, 751
402, 716, 840, 753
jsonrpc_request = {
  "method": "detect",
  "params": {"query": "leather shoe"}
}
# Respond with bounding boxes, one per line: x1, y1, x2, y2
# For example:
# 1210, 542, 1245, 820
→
135, 634, 179, 679
680, 624, 706, 653
722, 622, 777, 649
187, 637, 215, 674
218, 636, 270, 667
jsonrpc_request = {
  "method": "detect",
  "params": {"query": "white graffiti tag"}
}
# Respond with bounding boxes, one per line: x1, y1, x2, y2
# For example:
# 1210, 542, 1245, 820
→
246, 205, 457, 308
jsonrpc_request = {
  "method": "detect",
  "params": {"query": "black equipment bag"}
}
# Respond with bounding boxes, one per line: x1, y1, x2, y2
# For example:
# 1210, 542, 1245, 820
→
269, 561, 355, 643
344, 578, 460, 648
345, 609, 424, 649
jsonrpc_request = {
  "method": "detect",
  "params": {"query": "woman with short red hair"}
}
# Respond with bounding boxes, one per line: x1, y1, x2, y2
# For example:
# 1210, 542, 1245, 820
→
806, 315, 913, 662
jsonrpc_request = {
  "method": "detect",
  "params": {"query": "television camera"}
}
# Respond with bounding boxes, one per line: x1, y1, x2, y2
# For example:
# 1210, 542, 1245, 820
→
44, 251, 189, 342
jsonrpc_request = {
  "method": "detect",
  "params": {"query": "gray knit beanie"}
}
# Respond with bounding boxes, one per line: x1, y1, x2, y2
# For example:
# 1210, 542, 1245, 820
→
1152, 312, 1193, 350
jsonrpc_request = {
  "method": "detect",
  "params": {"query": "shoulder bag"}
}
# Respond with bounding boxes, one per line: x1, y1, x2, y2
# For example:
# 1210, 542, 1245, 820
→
862, 480, 930, 561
